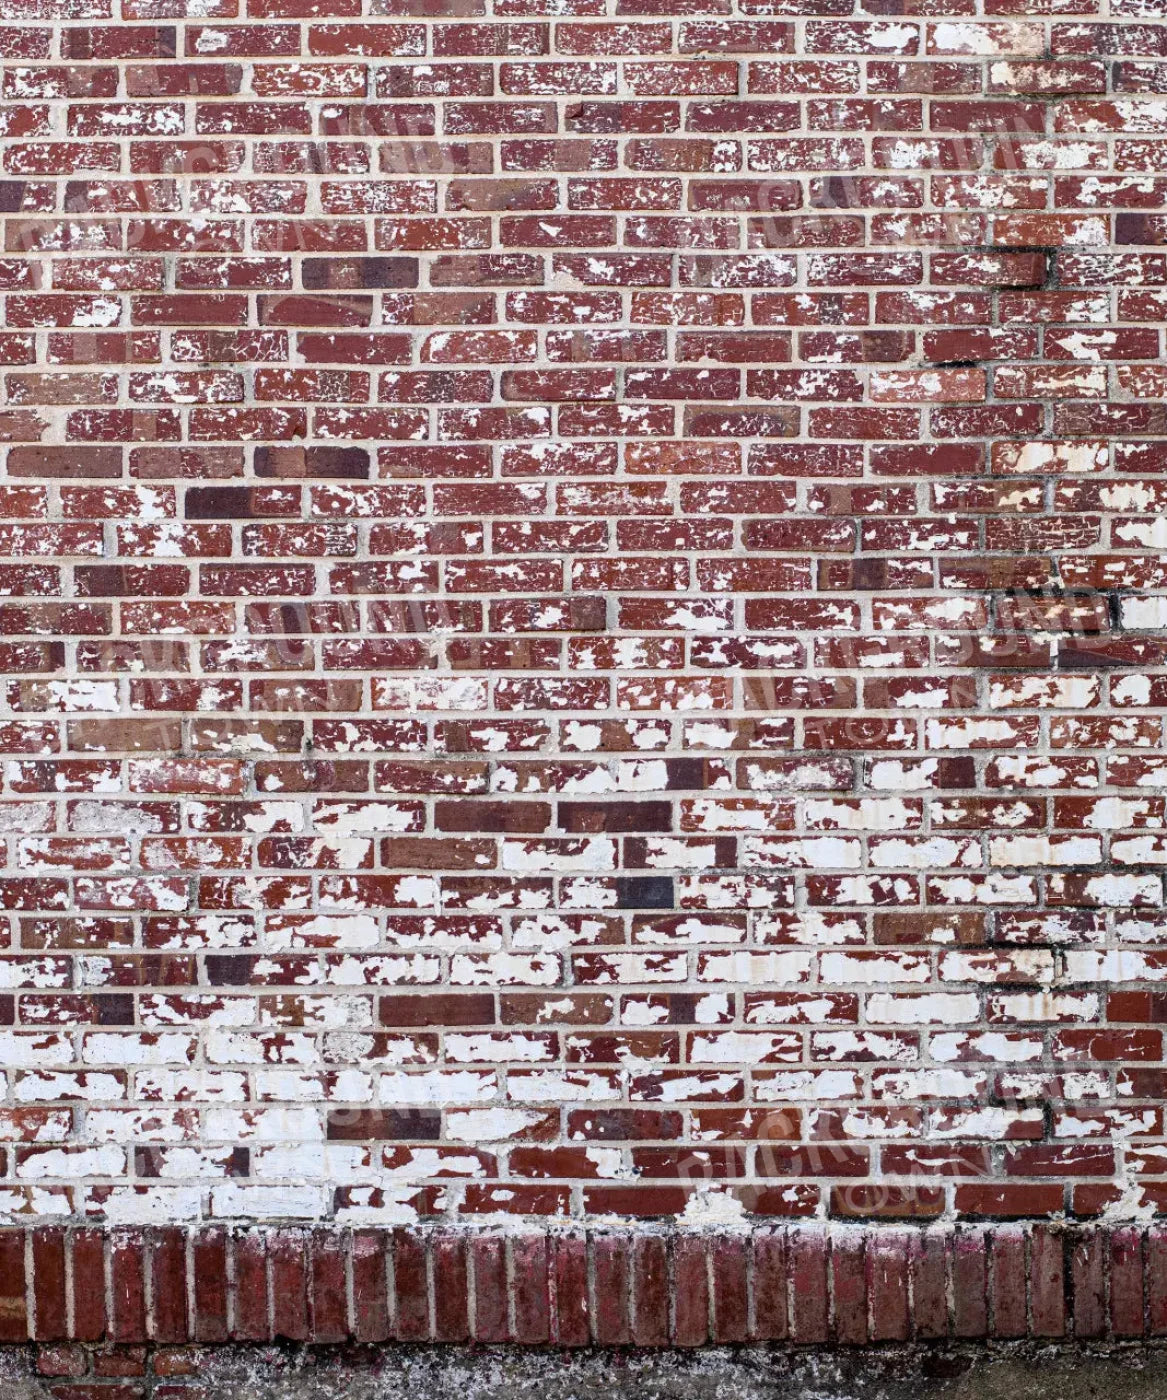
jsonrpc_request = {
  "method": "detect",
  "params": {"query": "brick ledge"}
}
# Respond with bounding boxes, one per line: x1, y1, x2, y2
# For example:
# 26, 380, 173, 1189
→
0, 1224, 1163, 1346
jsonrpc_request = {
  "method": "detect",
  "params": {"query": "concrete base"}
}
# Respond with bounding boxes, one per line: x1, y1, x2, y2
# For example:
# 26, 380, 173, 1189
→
7, 1345, 1167, 1399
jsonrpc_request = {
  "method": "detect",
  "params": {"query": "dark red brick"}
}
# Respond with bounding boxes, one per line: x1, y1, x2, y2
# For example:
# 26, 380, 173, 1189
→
471, 1236, 507, 1344
790, 1230, 829, 1345
32, 1229, 67, 1342
351, 1231, 389, 1344
149, 1229, 187, 1344
230, 1234, 269, 1343
391, 1229, 430, 1343
109, 1234, 147, 1345
191, 1229, 228, 1344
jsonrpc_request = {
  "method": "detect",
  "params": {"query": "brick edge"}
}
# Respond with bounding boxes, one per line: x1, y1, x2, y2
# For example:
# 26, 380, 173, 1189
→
0, 1224, 1165, 1346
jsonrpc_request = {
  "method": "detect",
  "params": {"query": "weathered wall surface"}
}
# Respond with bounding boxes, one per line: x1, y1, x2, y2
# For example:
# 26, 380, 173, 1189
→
8, 1340, 1167, 1400
0, 0, 1166, 1267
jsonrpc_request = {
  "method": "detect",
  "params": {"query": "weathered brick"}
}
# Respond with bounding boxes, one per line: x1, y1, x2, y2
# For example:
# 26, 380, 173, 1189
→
0, 0, 1164, 1343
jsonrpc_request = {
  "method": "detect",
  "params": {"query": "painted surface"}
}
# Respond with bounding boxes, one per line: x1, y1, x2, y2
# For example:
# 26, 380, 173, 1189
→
0, 0, 1163, 1230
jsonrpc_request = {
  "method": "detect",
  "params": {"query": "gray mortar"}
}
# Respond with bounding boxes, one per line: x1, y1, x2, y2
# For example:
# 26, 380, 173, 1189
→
4, 1345, 1167, 1399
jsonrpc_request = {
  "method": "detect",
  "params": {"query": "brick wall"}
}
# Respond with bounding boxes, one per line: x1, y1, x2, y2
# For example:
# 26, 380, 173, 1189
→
0, 0, 1165, 1286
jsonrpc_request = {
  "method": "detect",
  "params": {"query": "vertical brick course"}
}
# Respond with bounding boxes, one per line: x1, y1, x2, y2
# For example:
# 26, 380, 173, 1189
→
1, 1222, 1167, 1345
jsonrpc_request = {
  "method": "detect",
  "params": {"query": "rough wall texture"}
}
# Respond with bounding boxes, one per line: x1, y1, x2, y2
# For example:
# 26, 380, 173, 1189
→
4, 1339, 1167, 1400
0, 0, 1166, 1254
0, 1221, 1163, 1345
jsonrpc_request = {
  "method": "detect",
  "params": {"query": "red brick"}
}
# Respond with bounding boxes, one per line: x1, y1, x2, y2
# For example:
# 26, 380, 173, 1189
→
1148, 1227, 1167, 1337
511, 1235, 550, 1345
36, 1344, 86, 1378
351, 1231, 389, 1344
269, 1231, 310, 1343
831, 1232, 866, 1345
1110, 1228, 1145, 1338
910, 1231, 949, 1341
70, 1232, 106, 1344
671, 1235, 708, 1348
592, 1235, 631, 1346
471, 1236, 507, 1344
432, 1233, 469, 1343
1030, 1227, 1066, 1339
632, 1235, 668, 1347
32, 1229, 67, 1342
95, 1350, 146, 1377
750, 1231, 788, 1342
552, 1235, 589, 1348
710, 1236, 748, 1345
148, 1229, 187, 1344
0, 1233, 26, 1344
1073, 1232, 1105, 1340
989, 1229, 1026, 1340
391, 1230, 430, 1343
230, 1234, 269, 1343
109, 1235, 147, 1345
191, 1230, 228, 1345
309, 1229, 348, 1344
790, 1229, 829, 1345
868, 1232, 909, 1343
45, 1388, 145, 1400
